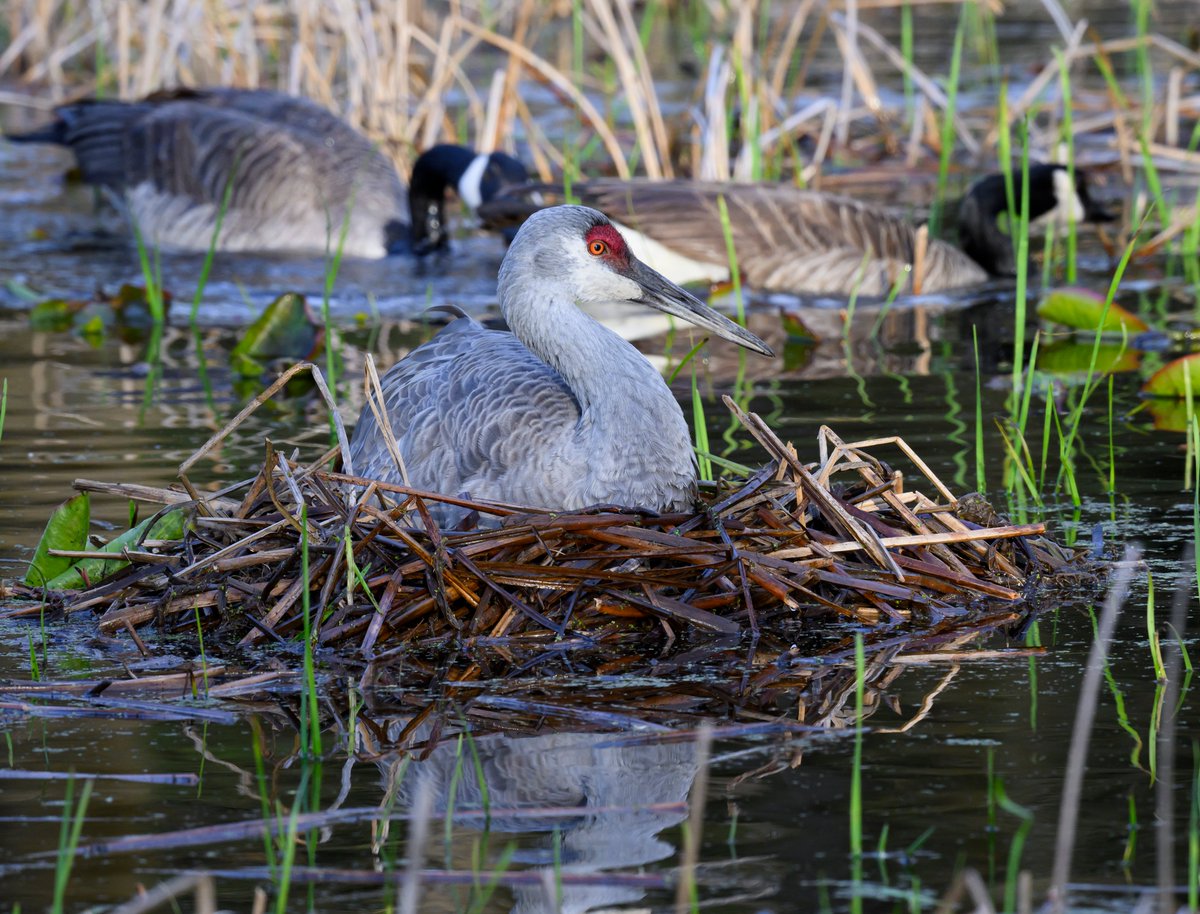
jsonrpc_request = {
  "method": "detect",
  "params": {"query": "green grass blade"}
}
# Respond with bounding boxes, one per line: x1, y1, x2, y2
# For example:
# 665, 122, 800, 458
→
928, 5, 966, 237
189, 153, 238, 326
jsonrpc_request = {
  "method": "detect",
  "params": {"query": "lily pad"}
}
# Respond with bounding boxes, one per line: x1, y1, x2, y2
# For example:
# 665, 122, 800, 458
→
1142, 353, 1200, 400
782, 309, 818, 343
1143, 398, 1190, 432
1037, 287, 1148, 333
29, 298, 87, 332
1036, 340, 1140, 377
80, 314, 106, 346
43, 507, 192, 591
231, 292, 319, 377
108, 283, 172, 312
24, 494, 90, 586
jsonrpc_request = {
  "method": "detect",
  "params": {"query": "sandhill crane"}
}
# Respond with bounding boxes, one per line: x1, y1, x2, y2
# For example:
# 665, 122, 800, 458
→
349, 204, 773, 525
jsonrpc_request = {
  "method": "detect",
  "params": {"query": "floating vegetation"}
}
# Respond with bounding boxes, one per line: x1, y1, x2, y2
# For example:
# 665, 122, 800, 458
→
229, 292, 325, 378
4, 373, 1101, 737
1037, 287, 1149, 334
1142, 353, 1200, 399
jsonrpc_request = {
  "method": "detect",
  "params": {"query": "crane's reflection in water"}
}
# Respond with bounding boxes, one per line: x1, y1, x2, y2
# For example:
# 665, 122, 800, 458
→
385, 728, 698, 914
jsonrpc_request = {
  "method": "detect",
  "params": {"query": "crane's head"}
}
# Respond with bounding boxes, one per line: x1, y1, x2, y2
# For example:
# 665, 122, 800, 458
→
502, 205, 773, 357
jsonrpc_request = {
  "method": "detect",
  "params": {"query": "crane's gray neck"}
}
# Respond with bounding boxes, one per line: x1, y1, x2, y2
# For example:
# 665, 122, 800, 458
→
501, 283, 672, 421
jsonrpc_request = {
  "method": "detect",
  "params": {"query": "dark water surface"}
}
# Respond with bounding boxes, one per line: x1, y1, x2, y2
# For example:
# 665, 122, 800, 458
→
2, 23, 1200, 914
5, 299, 1198, 913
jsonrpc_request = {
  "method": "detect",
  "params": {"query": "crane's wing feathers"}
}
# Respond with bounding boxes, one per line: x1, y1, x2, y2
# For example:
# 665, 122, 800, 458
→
350, 319, 582, 504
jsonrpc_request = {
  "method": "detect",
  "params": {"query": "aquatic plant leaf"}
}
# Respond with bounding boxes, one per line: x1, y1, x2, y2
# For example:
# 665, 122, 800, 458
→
1142, 353, 1200, 400
24, 494, 90, 586
783, 339, 817, 373
109, 283, 172, 311
29, 298, 86, 332
1037, 287, 1148, 333
1036, 340, 1140, 377
5, 279, 41, 302
231, 292, 318, 377
43, 507, 192, 591
1143, 398, 1190, 432
782, 309, 818, 342
80, 314, 106, 346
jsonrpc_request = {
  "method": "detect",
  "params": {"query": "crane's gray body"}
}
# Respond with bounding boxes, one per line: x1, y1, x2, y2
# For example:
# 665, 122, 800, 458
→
348, 206, 775, 525
350, 314, 695, 519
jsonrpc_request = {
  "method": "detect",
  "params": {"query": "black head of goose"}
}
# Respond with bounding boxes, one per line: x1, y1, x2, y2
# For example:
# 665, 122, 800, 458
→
5, 87, 523, 259
408, 144, 530, 255
957, 163, 1115, 277
478, 164, 1115, 297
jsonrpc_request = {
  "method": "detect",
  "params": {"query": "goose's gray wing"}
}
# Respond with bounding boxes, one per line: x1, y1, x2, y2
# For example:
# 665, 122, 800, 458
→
26, 90, 405, 254
574, 180, 988, 294
737, 238, 987, 296
170, 88, 405, 201
349, 318, 583, 507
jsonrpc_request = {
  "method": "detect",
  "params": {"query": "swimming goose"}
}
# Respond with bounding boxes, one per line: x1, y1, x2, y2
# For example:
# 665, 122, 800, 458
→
349, 204, 772, 525
481, 164, 1113, 297
6, 88, 528, 258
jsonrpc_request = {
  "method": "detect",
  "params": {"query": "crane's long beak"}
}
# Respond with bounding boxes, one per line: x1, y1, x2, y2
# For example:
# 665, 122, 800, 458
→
629, 257, 774, 357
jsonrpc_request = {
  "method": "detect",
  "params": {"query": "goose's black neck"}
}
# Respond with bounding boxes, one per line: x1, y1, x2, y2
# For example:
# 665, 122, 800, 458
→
406, 144, 479, 255
957, 163, 1113, 277
957, 164, 1061, 276
406, 144, 530, 255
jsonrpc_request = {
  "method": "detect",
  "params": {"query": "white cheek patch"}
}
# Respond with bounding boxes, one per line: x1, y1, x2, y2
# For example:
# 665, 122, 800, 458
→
457, 153, 490, 209
1037, 167, 1086, 229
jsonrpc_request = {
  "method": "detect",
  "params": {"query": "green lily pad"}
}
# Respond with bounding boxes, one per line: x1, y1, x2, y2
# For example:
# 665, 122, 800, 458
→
231, 292, 318, 377
782, 338, 817, 373
1037, 287, 1148, 333
80, 314, 106, 346
1036, 340, 1140, 377
29, 298, 86, 332
24, 494, 90, 586
1142, 353, 1200, 400
43, 507, 192, 591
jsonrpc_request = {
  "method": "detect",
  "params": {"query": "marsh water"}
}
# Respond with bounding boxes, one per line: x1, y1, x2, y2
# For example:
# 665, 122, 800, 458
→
3, 6, 1200, 912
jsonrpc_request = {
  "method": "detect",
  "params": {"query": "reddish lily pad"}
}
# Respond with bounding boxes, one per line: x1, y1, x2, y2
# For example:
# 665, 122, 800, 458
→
1142, 353, 1200, 400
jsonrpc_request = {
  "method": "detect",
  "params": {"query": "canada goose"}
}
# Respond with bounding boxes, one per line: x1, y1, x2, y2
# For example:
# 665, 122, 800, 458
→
6, 88, 529, 258
478, 164, 1114, 297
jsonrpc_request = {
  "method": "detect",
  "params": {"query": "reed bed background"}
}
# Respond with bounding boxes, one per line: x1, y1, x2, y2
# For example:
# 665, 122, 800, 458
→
3, 0, 1198, 211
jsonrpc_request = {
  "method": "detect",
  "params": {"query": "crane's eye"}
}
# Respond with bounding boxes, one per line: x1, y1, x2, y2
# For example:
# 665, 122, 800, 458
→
588, 240, 607, 256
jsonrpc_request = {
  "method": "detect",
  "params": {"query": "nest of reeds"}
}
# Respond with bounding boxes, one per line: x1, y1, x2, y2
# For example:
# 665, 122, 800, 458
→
8, 383, 1099, 701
